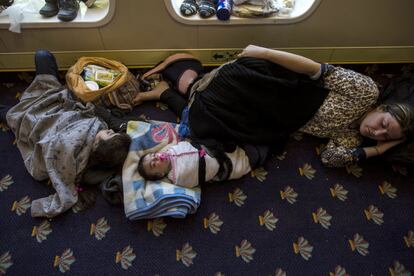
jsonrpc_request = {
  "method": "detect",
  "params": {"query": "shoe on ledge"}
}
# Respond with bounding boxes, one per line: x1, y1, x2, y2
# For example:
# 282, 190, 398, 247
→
57, 0, 79, 22
39, 0, 59, 17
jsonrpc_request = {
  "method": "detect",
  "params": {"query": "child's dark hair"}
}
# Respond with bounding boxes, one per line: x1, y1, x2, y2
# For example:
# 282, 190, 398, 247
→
137, 153, 164, 181
89, 132, 132, 169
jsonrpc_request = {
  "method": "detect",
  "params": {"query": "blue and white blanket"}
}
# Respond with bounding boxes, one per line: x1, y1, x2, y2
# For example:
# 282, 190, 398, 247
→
122, 120, 201, 220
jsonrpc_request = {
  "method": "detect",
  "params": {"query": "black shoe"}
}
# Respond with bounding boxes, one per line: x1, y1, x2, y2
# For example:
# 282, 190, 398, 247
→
0, 0, 13, 13
57, 0, 79, 22
39, 0, 59, 17
35, 50, 59, 78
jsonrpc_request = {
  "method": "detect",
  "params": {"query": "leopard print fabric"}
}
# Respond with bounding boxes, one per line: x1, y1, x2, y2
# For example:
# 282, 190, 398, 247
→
300, 65, 379, 167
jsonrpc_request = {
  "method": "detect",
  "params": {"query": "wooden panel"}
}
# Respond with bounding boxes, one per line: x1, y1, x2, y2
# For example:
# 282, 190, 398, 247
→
0, 29, 104, 52
0, 0, 413, 67
1, 47, 414, 71
99, 1, 198, 49
0, 33, 7, 51
198, 25, 255, 49
330, 47, 414, 64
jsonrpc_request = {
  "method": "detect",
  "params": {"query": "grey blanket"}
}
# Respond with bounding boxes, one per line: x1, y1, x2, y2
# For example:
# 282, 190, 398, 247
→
6, 75, 105, 217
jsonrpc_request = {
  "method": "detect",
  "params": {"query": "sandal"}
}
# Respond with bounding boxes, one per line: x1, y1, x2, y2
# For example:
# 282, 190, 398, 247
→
199, 0, 216, 18
180, 0, 198, 16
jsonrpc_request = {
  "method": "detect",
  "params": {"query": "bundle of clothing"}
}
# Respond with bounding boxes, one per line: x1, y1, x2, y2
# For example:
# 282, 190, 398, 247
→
6, 75, 105, 217
232, 0, 295, 18
122, 120, 201, 220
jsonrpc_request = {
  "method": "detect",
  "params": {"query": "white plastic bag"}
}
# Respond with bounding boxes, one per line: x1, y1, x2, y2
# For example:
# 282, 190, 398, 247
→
0, 0, 42, 33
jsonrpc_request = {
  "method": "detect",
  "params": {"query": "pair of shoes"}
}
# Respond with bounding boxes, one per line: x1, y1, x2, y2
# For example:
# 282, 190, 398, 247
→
39, 0, 79, 22
180, 0, 217, 18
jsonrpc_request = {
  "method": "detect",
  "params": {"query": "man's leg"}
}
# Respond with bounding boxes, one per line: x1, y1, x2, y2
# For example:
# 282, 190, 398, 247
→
1, 50, 59, 123
35, 50, 59, 78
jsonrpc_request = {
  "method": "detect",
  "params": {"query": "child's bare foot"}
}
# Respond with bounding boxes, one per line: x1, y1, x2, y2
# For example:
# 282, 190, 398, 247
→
132, 81, 170, 106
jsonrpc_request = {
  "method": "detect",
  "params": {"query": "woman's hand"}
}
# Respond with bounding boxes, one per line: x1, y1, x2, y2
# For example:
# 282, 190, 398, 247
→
238, 45, 269, 59
376, 138, 406, 154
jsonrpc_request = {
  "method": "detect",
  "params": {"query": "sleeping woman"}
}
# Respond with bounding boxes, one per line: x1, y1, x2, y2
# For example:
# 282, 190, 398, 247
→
133, 45, 414, 168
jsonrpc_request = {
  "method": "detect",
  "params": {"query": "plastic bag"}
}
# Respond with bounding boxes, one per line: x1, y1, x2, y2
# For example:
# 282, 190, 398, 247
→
0, 0, 41, 33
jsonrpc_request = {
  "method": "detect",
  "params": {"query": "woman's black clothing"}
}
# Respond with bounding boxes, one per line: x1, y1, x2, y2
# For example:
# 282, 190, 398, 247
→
162, 57, 329, 153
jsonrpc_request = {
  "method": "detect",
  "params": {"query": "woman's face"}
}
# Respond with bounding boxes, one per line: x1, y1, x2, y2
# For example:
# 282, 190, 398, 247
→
359, 110, 403, 141
141, 152, 171, 179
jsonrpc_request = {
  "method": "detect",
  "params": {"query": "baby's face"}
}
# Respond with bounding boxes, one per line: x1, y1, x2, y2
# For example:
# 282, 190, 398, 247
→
141, 152, 171, 179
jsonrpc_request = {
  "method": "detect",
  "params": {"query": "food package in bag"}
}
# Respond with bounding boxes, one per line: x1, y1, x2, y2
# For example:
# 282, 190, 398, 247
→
82, 64, 121, 87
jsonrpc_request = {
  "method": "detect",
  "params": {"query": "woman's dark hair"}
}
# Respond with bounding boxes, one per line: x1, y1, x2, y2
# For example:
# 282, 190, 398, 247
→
137, 153, 164, 181
380, 103, 414, 138
89, 132, 132, 169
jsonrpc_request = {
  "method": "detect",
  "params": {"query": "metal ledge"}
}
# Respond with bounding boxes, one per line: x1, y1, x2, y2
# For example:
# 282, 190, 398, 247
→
1, 46, 414, 72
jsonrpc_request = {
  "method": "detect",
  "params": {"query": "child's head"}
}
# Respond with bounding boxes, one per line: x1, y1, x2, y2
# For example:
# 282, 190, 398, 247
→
89, 130, 131, 169
137, 152, 172, 181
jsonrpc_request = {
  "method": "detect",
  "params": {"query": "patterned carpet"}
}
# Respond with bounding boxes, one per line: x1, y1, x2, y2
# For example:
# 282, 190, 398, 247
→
0, 65, 413, 275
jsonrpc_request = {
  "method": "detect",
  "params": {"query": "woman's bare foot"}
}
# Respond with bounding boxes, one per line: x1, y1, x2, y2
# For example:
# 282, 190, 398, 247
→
133, 81, 170, 106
